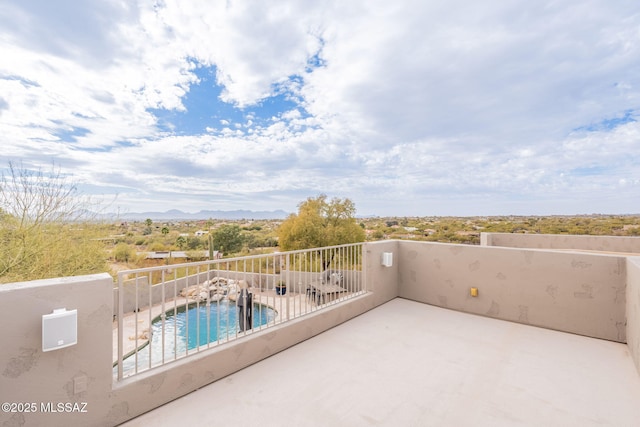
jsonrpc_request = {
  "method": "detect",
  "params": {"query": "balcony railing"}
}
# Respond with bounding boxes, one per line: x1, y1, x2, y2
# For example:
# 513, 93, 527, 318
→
115, 243, 365, 380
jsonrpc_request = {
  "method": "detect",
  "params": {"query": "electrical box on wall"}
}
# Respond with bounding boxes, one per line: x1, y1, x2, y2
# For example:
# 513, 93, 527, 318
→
42, 308, 77, 352
381, 252, 393, 267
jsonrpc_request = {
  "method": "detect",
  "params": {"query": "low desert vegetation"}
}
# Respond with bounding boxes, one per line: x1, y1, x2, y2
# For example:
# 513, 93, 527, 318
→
0, 162, 108, 283
1, 162, 639, 284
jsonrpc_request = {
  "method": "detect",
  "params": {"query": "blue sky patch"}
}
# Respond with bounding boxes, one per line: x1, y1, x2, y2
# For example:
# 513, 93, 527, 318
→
574, 110, 637, 133
0, 74, 40, 88
149, 65, 303, 135
52, 123, 91, 142
79, 140, 136, 153
306, 52, 326, 72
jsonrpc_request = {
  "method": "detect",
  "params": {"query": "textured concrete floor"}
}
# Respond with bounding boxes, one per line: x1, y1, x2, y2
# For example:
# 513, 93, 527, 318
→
120, 298, 640, 427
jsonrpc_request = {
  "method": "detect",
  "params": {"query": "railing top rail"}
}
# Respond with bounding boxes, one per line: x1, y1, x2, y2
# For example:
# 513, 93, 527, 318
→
116, 242, 364, 278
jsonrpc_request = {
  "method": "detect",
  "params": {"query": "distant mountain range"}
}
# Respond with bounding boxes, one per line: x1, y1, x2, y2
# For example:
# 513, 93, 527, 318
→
115, 209, 290, 221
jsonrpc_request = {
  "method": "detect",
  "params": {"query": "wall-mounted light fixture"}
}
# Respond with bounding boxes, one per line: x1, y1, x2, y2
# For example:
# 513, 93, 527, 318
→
42, 308, 77, 352
381, 252, 393, 267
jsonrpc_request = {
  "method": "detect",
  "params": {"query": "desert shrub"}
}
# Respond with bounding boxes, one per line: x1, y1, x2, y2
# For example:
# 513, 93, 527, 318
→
114, 243, 135, 262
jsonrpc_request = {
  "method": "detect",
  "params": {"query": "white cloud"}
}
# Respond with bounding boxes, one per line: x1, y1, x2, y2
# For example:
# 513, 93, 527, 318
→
1, 0, 639, 215
141, 0, 325, 107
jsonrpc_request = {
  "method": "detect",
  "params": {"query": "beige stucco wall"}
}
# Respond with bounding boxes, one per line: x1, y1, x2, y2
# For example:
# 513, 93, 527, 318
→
397, 240, 627, 342
0, 274, 113, 427
482, 232, 640, 253
628, 257, 640, 375
364, 240, 399, 305
2, 238, 634, 426
0, 242, 397, 426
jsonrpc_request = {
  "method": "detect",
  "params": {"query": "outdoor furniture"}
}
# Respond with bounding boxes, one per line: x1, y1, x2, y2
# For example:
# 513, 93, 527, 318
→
306, 282, 348, 304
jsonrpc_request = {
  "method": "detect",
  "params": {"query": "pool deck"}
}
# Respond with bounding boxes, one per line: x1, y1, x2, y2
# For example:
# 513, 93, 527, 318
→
119, 298, 640, 426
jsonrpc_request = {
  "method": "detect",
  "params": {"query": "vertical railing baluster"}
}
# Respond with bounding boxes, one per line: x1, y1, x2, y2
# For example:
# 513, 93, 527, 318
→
345, 245, 349, 298
273, 253, 277, 326
186, 266, 191, 355
147, 271, 152, 372
160, 269, 166, 366
359, 244, 363, 292
134, 275, 140, 372
228, 259, 231, 337
354, 243, 358, 293
216, 259, 221, 345
204, 263, 211, 350
117, 273, 124, 380
173, 267, 178, 360
233, 259, 238, 340
196, 266, 202, 350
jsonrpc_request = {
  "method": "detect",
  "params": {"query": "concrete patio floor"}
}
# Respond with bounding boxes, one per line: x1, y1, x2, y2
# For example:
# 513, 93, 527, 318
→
120, 298, 640, 426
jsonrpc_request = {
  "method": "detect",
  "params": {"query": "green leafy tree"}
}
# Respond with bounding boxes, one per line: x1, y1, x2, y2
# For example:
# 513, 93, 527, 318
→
142, 218, 153, 235
176, 235, 187, 249
161, 226, 169, 236
277, 195, 365, 251
0, 162, 108, 283
187, 236, 203, 250
211, 225, 244, 254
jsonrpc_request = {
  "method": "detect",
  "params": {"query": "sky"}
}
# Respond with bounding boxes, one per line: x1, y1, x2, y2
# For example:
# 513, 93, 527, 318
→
0, 0, 639, 217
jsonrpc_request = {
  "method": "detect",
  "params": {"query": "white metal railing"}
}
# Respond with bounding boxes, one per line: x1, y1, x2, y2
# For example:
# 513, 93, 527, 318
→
114, 243, 365, 380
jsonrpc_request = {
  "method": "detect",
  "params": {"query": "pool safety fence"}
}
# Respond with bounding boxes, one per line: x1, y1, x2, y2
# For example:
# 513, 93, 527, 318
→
115, 243, 365, 380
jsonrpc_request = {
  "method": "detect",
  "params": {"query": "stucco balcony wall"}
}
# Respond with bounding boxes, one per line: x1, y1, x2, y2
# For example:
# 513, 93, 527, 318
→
627, 257, 640, 374
0, 241, 397, 427
482, 231, 640, 253
397, 240, 627, 342
0, 274, 114, 427
1, 237, 639, 427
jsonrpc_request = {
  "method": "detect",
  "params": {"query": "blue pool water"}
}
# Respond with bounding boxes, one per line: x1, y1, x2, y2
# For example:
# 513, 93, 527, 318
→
178, 300, 275, 348
118, 300, 275, 375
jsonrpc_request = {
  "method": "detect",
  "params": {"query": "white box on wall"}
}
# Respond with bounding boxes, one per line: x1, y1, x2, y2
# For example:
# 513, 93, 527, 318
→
42, 308, 77, 352
381, 252, 393, 267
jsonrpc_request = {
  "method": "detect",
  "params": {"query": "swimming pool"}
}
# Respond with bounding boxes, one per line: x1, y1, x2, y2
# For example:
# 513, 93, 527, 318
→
118, 300, 276, 375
